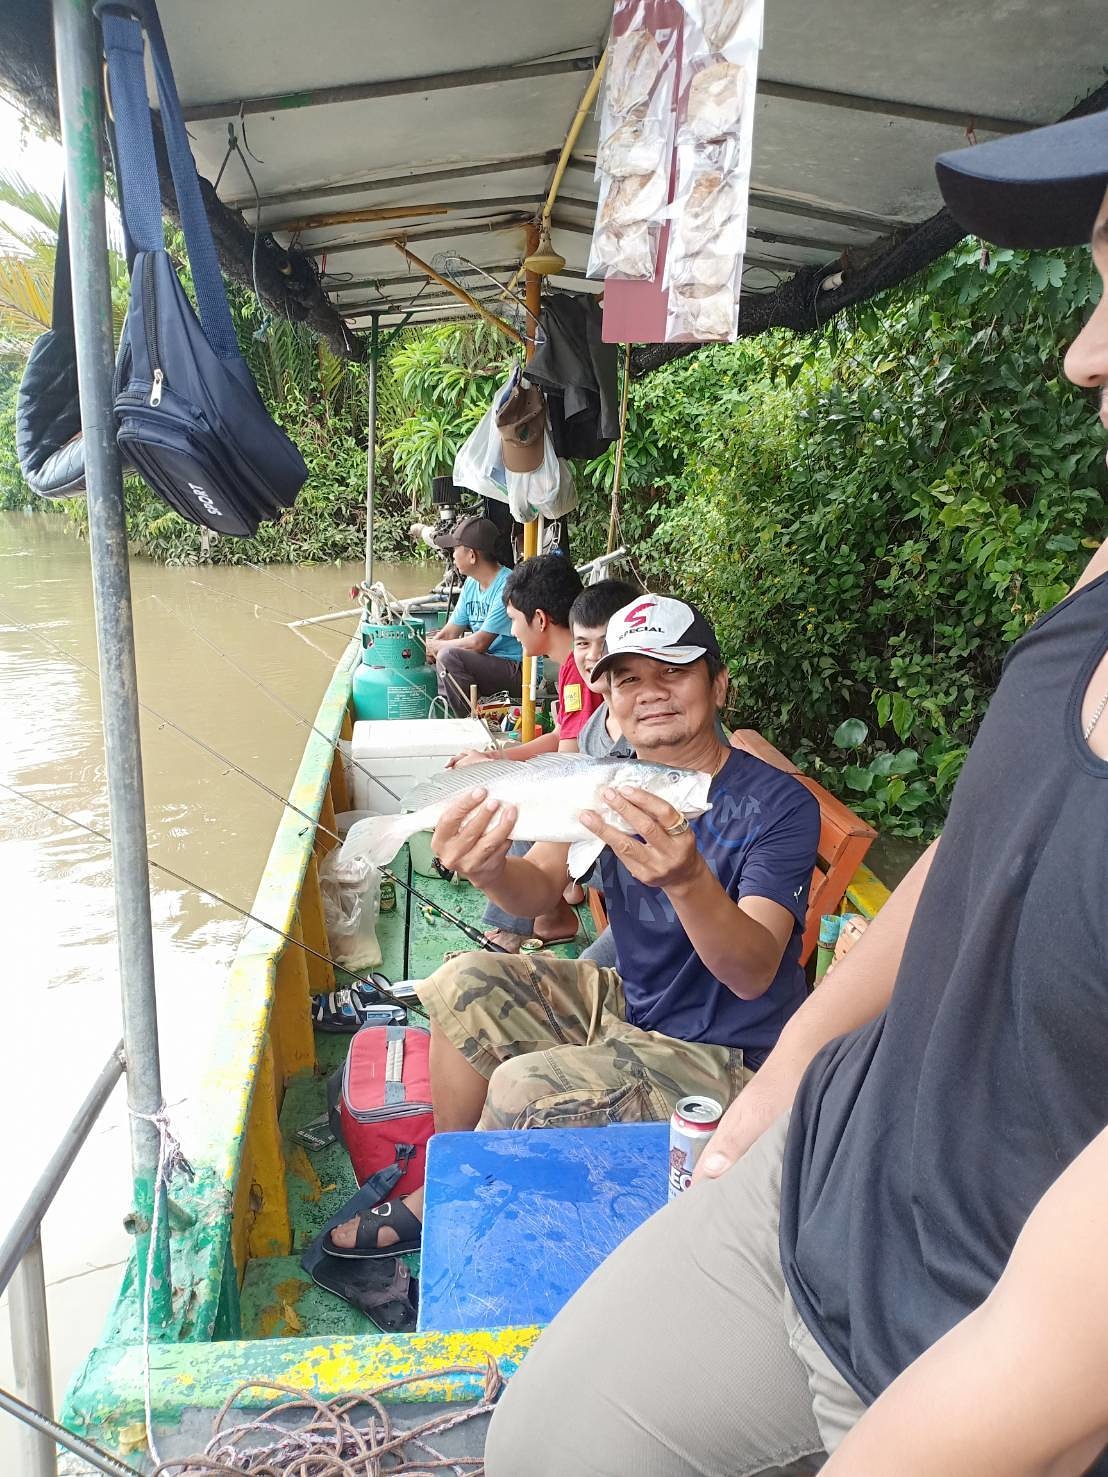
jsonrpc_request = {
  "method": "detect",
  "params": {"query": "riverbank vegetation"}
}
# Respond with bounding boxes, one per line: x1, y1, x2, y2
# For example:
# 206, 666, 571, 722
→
2, 185, 1102, 833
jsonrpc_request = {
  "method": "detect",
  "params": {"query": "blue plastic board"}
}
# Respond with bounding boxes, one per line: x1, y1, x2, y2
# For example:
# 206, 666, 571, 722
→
417, 1124, 669, 1333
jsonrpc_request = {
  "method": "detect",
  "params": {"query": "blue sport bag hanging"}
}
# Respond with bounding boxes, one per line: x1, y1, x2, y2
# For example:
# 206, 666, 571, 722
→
93, 0, 307, 536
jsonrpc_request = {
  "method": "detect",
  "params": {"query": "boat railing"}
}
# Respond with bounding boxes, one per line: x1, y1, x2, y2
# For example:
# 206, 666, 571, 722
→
0, 1044, 128, 1477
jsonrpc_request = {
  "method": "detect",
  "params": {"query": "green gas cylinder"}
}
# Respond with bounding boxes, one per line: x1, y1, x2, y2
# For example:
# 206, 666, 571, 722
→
352, 618, 438, 721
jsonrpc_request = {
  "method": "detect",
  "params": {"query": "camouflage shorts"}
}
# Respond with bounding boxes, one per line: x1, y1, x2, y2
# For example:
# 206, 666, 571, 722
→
416, 952, 750, 1131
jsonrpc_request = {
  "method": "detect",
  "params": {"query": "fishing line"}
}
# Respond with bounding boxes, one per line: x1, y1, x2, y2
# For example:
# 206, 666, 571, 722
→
0, 785, 503, 1009
155, 603, 405, 807
188, 579, 352, 635
0, 607, 504, 955
246, 561, 353, 613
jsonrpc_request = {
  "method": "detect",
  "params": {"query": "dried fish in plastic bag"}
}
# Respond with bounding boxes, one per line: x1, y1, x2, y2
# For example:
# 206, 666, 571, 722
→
682, 0, 750, 52
668, 250, 738, 289
588, 222, 657, 281
668, 281, 738, 339
600, 170, 669, 227
685, 59, 747, 140
598, 113, 670, 179
608, 28, 666, 115
674, 169, 744, 252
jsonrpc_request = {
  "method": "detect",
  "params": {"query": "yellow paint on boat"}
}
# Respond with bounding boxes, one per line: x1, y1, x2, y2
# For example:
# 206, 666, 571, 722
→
845, 861, 892, 918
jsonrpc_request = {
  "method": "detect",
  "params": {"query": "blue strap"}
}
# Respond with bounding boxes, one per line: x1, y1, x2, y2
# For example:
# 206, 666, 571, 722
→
98, 2, 240, 361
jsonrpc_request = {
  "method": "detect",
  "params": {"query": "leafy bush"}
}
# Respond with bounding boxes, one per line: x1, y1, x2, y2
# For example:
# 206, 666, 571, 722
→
610, 243, 1105, 836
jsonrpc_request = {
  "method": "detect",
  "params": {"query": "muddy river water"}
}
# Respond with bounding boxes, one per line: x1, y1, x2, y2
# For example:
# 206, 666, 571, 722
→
0, 509, 433, 1456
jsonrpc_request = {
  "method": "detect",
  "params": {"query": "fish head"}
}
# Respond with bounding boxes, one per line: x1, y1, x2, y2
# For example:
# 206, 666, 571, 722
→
608, 761, 714, 820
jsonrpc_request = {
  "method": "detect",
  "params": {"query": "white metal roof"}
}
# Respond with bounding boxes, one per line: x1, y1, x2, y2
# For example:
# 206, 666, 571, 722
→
156, 0, 1106, 332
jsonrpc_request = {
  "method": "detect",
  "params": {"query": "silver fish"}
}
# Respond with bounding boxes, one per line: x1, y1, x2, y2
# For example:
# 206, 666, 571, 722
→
344, 753, 714, 879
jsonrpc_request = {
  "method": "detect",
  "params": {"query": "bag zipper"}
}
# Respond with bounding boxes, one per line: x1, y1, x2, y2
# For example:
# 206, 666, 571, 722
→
142, 254, 164, 406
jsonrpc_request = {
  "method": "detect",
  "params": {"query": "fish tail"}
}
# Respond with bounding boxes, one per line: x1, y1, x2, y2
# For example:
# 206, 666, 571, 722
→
340, 811, 423, 870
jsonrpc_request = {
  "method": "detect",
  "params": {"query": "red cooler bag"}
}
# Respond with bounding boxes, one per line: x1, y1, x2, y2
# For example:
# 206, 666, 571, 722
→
337, 1025, 434, 1197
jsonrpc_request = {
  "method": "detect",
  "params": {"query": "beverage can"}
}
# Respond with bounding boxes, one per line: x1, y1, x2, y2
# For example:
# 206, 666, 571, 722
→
668, 1095, 722, 1199
379, 875, 396, 912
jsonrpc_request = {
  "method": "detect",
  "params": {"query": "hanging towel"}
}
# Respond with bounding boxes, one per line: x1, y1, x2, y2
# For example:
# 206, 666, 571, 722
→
527, 293, 620, 459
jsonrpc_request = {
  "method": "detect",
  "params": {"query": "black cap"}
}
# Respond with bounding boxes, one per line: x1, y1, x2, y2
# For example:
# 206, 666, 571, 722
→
936, 108, 1108, 250
433, 515, 501, 557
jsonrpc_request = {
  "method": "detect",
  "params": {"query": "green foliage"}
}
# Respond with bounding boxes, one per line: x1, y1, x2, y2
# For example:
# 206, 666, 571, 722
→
606, 242, 1105, 836
382, 321, 510, 505
4, 209, 1105, 842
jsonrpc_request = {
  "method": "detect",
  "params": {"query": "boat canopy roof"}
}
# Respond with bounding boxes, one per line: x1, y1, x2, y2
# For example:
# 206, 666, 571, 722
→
3, 0, 1106, 355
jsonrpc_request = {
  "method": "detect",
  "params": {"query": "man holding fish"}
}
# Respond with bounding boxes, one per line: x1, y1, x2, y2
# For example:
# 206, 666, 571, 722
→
327, 594, 819, 1258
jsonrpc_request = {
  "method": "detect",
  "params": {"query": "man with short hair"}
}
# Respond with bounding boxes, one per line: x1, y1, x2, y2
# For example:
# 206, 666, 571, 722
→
478, 574, 640, 952
326, 594, 820, 1257
485, 109, 1108, 1477
426, 516, 521, 715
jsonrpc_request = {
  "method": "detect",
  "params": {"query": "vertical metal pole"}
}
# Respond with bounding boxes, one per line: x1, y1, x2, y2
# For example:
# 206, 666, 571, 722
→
52, 0, 172, 1330
364, 313, 380, 588
520, 224, 542, 741
10, 1235, 57, 1477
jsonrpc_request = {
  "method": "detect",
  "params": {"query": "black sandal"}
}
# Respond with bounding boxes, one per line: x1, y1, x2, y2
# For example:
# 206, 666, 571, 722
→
322, 1198, 423, 1260
306, 1254, 418, 1333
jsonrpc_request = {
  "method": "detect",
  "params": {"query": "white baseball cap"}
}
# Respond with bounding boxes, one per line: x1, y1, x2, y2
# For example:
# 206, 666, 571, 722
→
590, 595, 722, 681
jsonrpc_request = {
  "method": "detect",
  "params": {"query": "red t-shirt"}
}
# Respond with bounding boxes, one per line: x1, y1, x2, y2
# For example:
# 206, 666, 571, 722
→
556, 654, 603, 740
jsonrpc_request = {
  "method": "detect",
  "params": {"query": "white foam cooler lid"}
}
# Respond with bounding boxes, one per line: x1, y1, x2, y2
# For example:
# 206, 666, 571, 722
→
351, 717, 492, 760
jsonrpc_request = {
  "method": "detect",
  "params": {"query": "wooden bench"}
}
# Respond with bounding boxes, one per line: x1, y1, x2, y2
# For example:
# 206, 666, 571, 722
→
587, 729, 877, 967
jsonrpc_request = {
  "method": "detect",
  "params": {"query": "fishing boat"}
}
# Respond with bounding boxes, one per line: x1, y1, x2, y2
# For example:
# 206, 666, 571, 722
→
51, 614, 889, 1468
0, 0, 1101, 1471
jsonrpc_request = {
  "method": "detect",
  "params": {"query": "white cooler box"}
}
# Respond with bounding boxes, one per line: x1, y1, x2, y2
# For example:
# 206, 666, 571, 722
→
346, 718, 492, 814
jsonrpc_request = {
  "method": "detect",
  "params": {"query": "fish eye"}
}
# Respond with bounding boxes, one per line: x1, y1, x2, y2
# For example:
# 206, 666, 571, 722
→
667, 770, 681, 782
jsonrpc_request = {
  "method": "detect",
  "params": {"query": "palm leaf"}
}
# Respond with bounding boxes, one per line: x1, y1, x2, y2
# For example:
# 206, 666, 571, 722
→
0, 170, 60, 240
0, 253, 52, 343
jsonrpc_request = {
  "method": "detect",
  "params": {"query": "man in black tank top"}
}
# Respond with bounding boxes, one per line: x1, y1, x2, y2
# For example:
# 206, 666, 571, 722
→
485, 112, 1108, 1477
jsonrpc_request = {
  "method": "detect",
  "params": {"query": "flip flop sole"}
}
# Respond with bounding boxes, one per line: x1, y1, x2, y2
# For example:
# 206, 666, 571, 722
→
322, 1235, 421, 1261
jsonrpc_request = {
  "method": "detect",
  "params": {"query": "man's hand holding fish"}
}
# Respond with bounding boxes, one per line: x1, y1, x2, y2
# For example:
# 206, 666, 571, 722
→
578, 784, 702, 892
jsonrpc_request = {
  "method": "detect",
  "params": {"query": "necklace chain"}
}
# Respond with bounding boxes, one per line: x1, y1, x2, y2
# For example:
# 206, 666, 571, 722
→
1084, 687, 1108, 743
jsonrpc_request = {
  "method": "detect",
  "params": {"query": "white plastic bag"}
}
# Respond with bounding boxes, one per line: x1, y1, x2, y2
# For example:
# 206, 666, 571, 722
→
506, 432, 578, 522
452, 380, 512, 503
319, 839, 383, 970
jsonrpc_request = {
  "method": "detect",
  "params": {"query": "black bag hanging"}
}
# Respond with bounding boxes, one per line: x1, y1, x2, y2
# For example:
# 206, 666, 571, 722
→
98, 0, 308, 536
14, 197, 101, 499
16, 0, 308, 534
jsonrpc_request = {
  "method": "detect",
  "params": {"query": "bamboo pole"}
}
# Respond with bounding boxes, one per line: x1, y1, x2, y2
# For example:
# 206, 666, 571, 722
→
504, 51, 608, 297
392, 242, 525, 344
607, 342, 632, 554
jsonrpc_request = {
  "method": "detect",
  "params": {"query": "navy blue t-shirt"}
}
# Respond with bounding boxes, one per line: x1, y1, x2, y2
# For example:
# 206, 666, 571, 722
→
600, 749, 819, 1067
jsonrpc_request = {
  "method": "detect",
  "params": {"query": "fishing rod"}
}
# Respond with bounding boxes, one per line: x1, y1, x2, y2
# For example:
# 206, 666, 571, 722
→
0, 785, 504, 1012
0, 606, 503, 956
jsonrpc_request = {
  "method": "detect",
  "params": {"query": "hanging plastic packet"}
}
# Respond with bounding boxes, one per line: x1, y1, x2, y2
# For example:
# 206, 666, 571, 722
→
664, 0, 765, 342
589, 3, 679, 282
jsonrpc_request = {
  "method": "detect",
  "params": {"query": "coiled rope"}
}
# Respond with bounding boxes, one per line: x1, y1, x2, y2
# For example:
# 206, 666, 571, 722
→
151, 1364, 504, 1475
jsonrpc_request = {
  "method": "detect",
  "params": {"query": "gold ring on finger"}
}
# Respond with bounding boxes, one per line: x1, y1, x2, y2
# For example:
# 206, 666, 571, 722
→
664, 818, 690, 837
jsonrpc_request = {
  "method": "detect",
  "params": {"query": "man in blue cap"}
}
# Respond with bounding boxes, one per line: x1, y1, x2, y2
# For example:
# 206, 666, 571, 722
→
485, 110, 1108, 1477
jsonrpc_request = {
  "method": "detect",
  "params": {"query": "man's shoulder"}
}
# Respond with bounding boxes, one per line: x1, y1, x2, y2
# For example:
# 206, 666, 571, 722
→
717, 750, 819, 822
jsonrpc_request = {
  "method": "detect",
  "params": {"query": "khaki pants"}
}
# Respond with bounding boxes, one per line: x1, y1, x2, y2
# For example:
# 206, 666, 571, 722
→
417, 951, 749, 1130
484, 1114, 866, 1477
